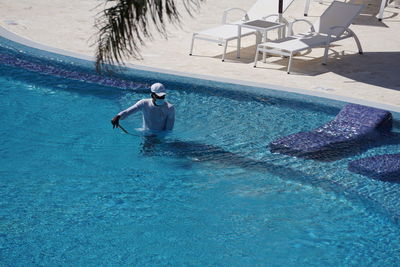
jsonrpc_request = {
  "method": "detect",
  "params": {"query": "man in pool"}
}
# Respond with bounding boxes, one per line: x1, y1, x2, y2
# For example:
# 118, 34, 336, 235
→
111, 83, 175, 132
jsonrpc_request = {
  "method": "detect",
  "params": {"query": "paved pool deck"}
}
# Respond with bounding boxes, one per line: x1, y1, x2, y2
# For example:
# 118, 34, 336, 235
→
0, 0, 399, 108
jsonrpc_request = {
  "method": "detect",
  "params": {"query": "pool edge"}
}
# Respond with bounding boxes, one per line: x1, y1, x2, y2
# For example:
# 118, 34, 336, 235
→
1, 25, 399, 113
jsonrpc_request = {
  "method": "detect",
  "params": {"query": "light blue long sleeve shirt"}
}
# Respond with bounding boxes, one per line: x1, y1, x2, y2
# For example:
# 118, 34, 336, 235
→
118, 99, 175, 131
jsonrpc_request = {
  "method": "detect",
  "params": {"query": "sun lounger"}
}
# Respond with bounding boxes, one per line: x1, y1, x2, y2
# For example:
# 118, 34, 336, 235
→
254, 1, 364, 73
303, 0, 365, 17
303, 0, 397, 21
189, 0, 295, 61
349, 154, 400, 181
269, 104, 393, 160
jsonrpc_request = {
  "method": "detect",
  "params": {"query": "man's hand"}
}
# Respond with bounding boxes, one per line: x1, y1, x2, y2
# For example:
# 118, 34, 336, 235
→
111, 115, 120, 129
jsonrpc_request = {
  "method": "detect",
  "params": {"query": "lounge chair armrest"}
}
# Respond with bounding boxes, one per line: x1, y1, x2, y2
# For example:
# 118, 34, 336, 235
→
222, 8, 248, 24
262, 14, 289, 24
262, 14, 280, 22
288, 19, 315, 36
325, 26, 350, 45
262, 14, 290, 36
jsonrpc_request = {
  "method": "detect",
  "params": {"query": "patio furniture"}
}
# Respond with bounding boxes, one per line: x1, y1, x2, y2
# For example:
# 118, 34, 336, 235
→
189, 0, 295, 61
303, 0, 399, 21
239, 19, 287, 60
253, 1, 364, 73
269, 104, 393, 160
349, 154, 400, 181
238, 19, 288, 45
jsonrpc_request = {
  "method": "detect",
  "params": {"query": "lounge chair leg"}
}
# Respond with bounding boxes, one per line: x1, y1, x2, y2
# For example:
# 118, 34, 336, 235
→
237, 25, 242, 59
222, 40, 228, 62
262, 39, 267, 63
287, 52, 293, 74
189, 33, 197, 56
349, 29, 363, 54
304, 0, 311, 16
254, 46, 260, 67
256, 33, 262, 45
323, 45, 329, 65
377, 0, 386, 21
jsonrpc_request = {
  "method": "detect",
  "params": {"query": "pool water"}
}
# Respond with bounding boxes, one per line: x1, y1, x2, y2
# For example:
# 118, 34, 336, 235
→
1, 40, 400, 266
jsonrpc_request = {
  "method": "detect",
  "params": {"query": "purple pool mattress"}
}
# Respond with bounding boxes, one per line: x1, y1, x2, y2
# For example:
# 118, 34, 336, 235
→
348, 154, 400, 181
269, 104, 393, 159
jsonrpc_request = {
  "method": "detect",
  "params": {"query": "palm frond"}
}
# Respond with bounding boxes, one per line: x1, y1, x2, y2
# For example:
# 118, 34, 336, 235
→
93, 0, 203, 72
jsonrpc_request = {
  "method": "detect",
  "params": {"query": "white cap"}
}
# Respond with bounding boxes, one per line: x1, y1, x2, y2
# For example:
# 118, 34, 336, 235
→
150, 83, 166, 97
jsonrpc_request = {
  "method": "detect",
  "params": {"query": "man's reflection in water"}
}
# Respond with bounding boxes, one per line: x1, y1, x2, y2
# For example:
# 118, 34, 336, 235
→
140, 134, 163, 155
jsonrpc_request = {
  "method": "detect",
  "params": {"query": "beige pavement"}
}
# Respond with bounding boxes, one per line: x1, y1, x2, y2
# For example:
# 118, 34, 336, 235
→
0, 0, 399, 107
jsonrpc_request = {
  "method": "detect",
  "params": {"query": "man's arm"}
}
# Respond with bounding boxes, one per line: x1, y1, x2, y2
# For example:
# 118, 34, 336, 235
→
165, 106, 175, 131
111, 100, 144, 129
118, 99, 144, 119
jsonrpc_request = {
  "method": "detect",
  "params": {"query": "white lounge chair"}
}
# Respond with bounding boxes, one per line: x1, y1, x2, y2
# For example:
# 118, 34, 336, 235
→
189, 0, 295, 61
303, 0, 398, 21
254, 1, 364, 73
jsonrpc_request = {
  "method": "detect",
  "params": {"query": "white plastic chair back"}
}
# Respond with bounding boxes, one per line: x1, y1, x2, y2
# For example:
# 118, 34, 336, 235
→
246, 0, 295, 20
313, 1, 364, 37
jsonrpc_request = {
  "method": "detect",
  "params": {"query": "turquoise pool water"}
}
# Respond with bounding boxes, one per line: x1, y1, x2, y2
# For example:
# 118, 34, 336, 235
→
1, 37, 400, 266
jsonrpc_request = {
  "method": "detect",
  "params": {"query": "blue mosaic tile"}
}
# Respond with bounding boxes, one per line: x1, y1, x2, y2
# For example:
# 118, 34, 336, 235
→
0, 52, 146, 90
269, 104, 393, 160
349, 154, 400, 181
